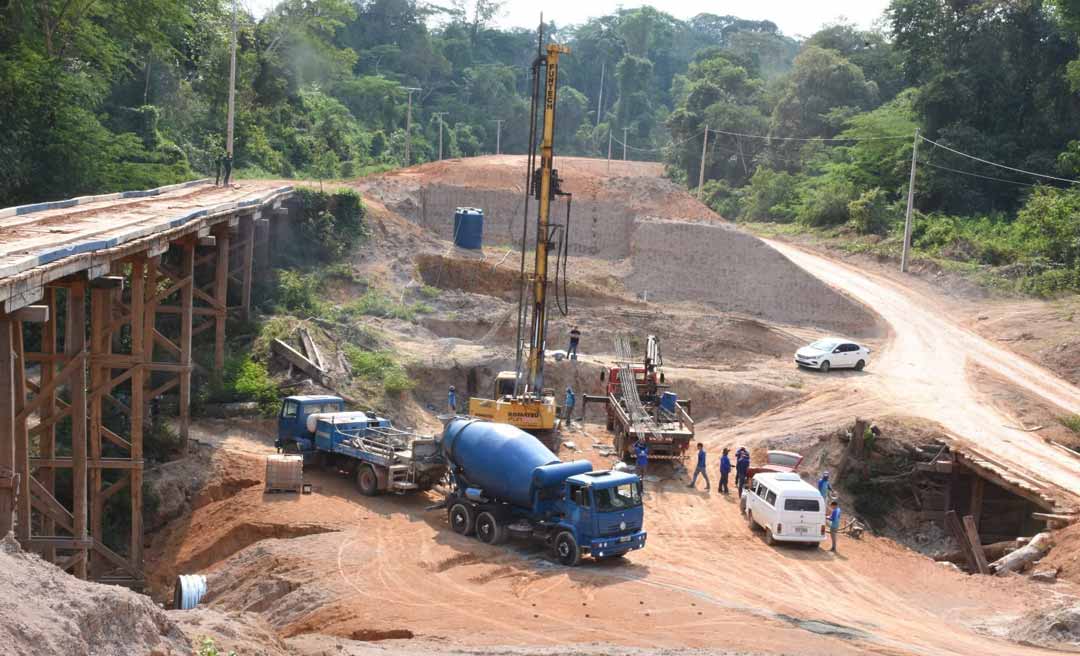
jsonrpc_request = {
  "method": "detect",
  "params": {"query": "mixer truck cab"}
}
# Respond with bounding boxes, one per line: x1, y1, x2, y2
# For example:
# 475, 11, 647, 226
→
441, 418, 647, 566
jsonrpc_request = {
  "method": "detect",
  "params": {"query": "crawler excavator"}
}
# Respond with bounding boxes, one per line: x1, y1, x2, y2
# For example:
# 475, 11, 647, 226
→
468, 29, 571, 432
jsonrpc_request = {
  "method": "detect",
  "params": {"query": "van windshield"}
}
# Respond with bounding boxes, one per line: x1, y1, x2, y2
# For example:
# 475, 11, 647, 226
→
784, 498, 820, 512
595, 483, 642, 511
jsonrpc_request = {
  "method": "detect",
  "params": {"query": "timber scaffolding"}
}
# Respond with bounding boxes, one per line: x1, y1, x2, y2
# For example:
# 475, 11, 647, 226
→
0, 180, 295, 587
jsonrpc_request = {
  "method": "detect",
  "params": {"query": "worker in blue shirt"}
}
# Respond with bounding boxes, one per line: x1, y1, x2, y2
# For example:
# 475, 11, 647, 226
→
563, 386, 576, 427
735, 447, 750, 496
818, 471, 832, 500
448, 385, 457, 413
828, 501, 842, 552
718, 447, 732, 494
687, 442, 710, 491
567, 327, 581, 360
634, 438, 649, 480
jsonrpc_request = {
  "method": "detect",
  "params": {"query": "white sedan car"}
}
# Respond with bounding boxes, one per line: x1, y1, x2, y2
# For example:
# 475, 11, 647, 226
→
794, 338, 870, 372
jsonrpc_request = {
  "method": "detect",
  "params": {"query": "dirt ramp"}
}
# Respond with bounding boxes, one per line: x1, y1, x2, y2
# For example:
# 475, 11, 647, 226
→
627, 218, 880, 336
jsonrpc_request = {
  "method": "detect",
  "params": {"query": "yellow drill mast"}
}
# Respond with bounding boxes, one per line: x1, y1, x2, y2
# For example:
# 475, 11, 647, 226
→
468, 37, 569, 432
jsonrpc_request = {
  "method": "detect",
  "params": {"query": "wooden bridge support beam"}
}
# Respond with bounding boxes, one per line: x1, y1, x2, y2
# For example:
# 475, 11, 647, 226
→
0, 316, 16, 539
213, 225, 230, 375
240, 215, 255, 321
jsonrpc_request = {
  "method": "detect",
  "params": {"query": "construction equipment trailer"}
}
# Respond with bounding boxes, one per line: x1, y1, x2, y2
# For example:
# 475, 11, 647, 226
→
468, 29, 572, 432
440, 418, 647, 566
276, 395, 447, 495
583, 335, 694, 460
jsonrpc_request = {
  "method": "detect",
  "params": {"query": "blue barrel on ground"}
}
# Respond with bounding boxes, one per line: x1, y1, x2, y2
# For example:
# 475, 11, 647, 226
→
660, 391, 678, 413
453, 207, 484, 250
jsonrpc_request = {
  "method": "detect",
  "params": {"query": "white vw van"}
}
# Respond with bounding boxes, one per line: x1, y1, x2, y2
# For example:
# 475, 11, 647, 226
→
743, 472, 827, 545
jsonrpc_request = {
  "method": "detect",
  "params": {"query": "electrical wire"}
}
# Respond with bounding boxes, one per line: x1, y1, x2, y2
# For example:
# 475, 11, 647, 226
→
707, 127, 911, 142
919, 136, 1080, 185
920, 161, 1039, 188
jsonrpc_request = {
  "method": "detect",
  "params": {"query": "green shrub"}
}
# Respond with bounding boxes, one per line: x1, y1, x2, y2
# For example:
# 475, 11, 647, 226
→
275, 270, 323, 315
344, 345, 415, 395
1060, 414, 1080, 434
288, 187, 368, 265
701, 179, 745, 220
343, 290, 432, 322
795, 174, 858, 227
419, 284, 441, 299
847, 187, 892, 235
253, 317, 296, 360
742, 167, 799, 222
382, 369, 416, 395
197, 638, 237, 656
234, 357, 279, 415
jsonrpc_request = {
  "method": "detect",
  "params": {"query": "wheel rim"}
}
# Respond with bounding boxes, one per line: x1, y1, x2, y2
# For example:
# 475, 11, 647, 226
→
558, 540, 569, 557
451, 507, 467, 532
478, 517, 491, 540
361, 470, 375, 489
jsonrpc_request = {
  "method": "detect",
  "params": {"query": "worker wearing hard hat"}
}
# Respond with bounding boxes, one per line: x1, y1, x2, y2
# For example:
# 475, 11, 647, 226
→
818, 471, 832, 500
448, 386, 457, 414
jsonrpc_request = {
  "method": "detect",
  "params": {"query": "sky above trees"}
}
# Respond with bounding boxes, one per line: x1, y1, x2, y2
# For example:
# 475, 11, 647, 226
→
242, 0, 891, 36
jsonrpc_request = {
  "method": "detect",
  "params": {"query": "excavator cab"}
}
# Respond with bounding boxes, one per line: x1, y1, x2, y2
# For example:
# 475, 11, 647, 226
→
493, 371, 517, 398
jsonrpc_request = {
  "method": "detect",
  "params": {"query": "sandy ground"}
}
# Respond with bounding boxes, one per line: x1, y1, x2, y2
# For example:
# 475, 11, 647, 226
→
147, 423, 1064, 656
768, 240, 1080, 509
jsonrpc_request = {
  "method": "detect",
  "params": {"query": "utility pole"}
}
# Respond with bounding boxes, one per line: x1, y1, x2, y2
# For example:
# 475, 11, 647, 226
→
697, 125, 709, 199
595, 61, 605, 128
494, 119, 504, 155
901, 128, 920, 273
433, 112, 448, 160
225, 0, 238, 184
607, 130, 613, 172
402, 86, 421, 166
622, 127, 629, 160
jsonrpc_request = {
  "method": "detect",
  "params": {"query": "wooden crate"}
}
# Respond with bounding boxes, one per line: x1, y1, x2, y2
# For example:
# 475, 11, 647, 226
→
265, 455, 304, 493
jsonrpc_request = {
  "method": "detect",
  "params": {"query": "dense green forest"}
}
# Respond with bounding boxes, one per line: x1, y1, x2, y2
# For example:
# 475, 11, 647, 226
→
3, 1, 1080, 293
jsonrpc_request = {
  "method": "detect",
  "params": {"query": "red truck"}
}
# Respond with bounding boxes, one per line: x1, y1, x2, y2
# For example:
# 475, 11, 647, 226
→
583, 362, 694, 461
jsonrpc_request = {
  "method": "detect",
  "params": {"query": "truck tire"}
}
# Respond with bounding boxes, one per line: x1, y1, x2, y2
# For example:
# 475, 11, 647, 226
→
554, 531, 580, 567
448, 502, 476, 536
476, 511, 506, 545
357, 465, 379, 496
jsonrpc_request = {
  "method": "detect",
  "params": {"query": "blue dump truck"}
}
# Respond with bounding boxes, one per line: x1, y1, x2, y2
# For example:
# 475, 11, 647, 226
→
277, 395, 447, 495
441, 418, 647, 566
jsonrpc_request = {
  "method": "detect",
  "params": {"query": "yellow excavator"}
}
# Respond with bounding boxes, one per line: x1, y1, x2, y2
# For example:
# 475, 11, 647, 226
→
468, 31, 571, 432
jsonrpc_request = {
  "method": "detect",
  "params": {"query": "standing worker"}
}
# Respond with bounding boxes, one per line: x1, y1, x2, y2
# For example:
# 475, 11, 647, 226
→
222, 153, 234, 186
718, 447, 732, 494
448, 385, 457, 414
563, 386, 576, 427
828, 500, 842, 552
634, 438, 649, 481
818, 471, 832, 500
568, 326, 581, 360
687, 443, 710, 491
735, 447, 750, 496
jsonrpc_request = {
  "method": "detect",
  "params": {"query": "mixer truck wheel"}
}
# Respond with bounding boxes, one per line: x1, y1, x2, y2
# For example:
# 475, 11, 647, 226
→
554, 531, 580, 567
476, 512, 506, 545
448, 502, 476, 536
357, 465, 379, 497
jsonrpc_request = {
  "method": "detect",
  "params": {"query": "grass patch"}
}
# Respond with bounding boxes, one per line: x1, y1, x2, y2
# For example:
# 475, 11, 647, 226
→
419, 284, 441, 299
344, 345, 415, 395
342, 290, 432, 322
1059, 414, 1080, 434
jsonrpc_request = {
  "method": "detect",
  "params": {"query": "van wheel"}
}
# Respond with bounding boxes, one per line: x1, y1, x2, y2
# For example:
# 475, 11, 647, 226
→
356, 465, 379, 496
854, 359, 865, 371
820, 361, 831, 373
476, 512, 505, 545
448, 502, 475, 536
554, 531, 580, 567
765, 527, 776, 545
746, 510, 756, 531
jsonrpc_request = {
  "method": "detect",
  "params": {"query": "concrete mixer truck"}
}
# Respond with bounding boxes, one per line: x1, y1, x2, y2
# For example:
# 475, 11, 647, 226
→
440, 418, 647, 566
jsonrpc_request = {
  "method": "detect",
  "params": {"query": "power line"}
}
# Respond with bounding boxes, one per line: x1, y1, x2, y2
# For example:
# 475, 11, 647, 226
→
920, 136, 1080, 185
921, 161, 1038, 188
707, 127, 910, 142
610, 130, 699, 153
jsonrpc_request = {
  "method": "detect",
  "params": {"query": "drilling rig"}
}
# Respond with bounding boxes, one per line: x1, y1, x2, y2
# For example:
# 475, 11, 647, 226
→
468, 30, 571, 432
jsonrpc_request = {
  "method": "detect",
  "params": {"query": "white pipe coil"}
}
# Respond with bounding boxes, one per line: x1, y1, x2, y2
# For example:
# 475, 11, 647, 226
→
175, 574, 207, 610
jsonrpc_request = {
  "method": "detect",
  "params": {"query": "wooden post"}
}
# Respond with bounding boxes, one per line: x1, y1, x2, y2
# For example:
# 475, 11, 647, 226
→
213, 225, 230, 375
944, 510, 978, 572
12, 317, 29, 543
88, 285, 110, 575
178, 242, 194, 446
0, 317, 16, 538
129, 259, 145, 572
969, 476, 985, 530
67, 282, 88, 578
40, 288, 57, 562
962, 514, 991, 574
240, 215, 255, 321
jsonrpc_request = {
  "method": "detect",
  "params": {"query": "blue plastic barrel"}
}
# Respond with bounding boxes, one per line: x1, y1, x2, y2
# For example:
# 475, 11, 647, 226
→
453, 207, 484, 250
660, 392, 678, 413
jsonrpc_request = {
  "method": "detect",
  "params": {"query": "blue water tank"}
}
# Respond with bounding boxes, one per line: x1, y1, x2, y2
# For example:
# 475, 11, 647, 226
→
453, 207, 484, 250
443, 419, 589, 507
660, 392, 678, 414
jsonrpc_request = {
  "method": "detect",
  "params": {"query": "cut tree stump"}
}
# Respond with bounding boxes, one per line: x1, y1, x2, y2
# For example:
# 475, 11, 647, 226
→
990, 532, 1053, 576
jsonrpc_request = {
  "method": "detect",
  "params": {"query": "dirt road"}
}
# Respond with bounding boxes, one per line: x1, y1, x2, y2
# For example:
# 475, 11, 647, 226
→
766, 240, 1080, 507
